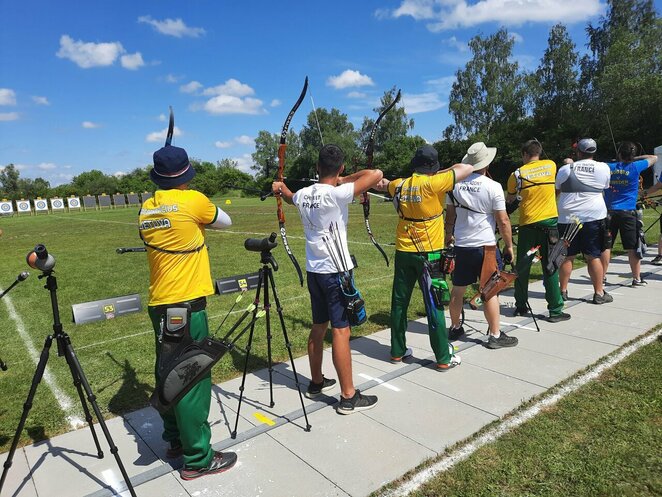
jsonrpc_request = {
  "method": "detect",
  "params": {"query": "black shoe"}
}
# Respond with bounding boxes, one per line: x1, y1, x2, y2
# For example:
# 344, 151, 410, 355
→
337, 389, 378, 415
305, 376, 337, 399
561, 290, 568, 302
486, 332, 519, 349
592, 291, 613, 304
181, 451, 237, 481
512, 307, 528, 317
448, 325, 465, 340
547, 312, 571, 323
631, 278, 648, 287
651, 255, 662, 266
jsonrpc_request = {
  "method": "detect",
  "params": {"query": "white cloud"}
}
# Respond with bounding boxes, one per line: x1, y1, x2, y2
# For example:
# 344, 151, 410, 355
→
158, 113, 166, 122
425, 75, 456, 93
121, 52, 145, 70
327, 70, 375, 89
0, 88, 17, 106
113, 171, 127, 178
402, 92, 445, 114
37, 163, 57, 170
380, 0, 604, 30
138, 16, 206, 38
202, 79, 254, 97
146, 126, 182, 142
32, 96, 50, 105
82, 121, 100, 129
347, 91, 368, 99
270, 99, 281, 107
56, 35, 125, 68
443, 36, 469, 53
180, 81, 203, 93
215, 141, 233, 149
165, 74, 181, 83
235, 135, 254, 145
231, 154, 254, 174
0, 112, 19, 121
510, 31, 524, 43
202, 95, 264, 115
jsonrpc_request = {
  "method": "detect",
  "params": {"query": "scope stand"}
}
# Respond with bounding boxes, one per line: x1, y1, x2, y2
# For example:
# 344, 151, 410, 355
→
0, 272, 137, 497
231, 250, 311, 438
513, 278, 540, 332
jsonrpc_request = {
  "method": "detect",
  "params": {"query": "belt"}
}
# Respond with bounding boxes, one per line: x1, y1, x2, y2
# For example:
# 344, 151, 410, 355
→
150, 296, 207, 314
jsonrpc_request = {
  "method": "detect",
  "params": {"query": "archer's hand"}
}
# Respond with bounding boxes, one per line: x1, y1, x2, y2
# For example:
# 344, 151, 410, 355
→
563, 158, 573, 165
272, 181, 285, 196
503, 246, 514, 265
375, 178, 390, 192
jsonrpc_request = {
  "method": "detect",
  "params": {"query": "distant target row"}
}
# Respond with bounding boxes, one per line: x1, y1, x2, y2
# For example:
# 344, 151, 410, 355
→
0, 192, 153, 215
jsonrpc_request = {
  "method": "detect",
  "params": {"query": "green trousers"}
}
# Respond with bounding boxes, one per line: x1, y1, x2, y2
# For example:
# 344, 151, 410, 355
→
515, 218, 564, 316
390, 250, 451, 365
149, 307, 214, 469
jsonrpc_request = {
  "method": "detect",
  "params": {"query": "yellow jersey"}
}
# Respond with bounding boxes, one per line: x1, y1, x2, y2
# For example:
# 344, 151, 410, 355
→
507, 159, 558, 226
139, 189, 218, 305
387, 170, 455, 252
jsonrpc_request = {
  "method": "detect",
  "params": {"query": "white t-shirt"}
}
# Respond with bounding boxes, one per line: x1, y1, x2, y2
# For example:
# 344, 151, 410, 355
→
555, 159, 610, 223
445, 173, 506, 247
292, 182, 355, 274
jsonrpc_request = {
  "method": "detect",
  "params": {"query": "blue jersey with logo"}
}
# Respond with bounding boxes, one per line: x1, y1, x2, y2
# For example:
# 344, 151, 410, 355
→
604, 159, 648, 210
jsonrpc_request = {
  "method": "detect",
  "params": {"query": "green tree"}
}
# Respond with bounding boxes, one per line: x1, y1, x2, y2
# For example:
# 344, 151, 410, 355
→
71, 170, 119, 196
18, 177, 51, 199
251, 129, 301, 179
448, 28, 526, 141
0, 164, 20, 199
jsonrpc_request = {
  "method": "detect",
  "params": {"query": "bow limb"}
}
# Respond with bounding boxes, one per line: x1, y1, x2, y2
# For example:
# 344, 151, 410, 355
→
361, 89, 401, 267
165, 106, 174, 146
276, 77, 308, 286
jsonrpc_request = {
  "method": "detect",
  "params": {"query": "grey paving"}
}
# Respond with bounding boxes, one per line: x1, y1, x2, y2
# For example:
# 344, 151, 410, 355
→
1, 255, 660, 497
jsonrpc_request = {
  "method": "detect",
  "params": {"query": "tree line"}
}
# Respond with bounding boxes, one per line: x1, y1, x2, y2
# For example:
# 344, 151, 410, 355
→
2, 0, 660, 201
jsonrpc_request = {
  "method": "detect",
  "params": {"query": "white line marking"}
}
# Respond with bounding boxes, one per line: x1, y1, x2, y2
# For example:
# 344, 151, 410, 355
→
101, 469, 122, 496
0, 290, 85, 429
500, 321, 539, 332
358, 373, 401, 391
380, 328, 662, 497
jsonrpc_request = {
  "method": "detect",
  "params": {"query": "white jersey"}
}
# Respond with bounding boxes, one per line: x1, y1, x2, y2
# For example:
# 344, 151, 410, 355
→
292, 182, 354, 274
556, 159, 610, 223
445, 173, 506, 247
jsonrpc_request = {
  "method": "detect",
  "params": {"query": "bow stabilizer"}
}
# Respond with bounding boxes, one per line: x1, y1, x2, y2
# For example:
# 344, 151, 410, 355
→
276, 77, 308, 286
362, 89, 401, 267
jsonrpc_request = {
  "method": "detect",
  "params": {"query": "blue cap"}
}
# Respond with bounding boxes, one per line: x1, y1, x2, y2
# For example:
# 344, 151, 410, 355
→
150, 146, 196, 189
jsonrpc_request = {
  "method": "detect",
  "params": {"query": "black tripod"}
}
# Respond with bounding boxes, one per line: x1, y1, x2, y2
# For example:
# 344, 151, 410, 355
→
0, 245, 137, 497
231, 236, 311, 438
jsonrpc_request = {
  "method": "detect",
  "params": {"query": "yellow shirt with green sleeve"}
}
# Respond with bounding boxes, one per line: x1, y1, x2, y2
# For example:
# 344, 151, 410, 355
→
507, 159, 558, 226
139, 189, 218, 305
387, 170, 455, 252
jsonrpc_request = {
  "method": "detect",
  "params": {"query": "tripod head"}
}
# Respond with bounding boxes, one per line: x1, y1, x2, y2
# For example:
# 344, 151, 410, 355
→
26, 244, 56, 274
244, 233, 279, 270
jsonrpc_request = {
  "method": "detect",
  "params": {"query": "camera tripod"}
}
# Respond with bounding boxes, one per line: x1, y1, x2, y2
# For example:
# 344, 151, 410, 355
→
0, 246, 137, 497
231, 243, 311, 438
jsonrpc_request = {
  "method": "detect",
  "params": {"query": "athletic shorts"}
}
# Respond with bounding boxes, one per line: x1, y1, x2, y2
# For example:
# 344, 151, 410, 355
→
607, 210, 637, 250
306, 271, 350, 329
559, 219, 606, 258
451, 246, 502, 287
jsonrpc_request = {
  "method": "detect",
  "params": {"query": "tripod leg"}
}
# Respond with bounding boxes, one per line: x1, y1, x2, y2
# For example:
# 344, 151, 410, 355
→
264, 270, 275, 408
232, 268, 264, 439
62, 337, 103, 458
62, 337, 138, 497
267, 269, 311, 432
526, 300, 540, 332
0, 335, 53, 494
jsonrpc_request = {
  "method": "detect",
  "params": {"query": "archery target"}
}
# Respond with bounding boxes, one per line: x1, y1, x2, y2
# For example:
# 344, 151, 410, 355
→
51, 198, 65, 210
16, 200, 31, 213
0, 201, 13, 215
34, 199, 48, 212
67, 197, 81, 209
98, 195, 112, 208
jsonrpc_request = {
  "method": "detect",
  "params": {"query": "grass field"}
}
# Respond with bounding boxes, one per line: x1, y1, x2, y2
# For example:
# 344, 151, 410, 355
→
0, 195, 660, 453
399, 333, 662, 497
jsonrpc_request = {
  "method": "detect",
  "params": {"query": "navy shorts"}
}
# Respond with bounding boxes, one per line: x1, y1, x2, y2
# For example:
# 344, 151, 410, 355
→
559, 219, 606, 258
307, 271, 350, 328
451, 246, 502, 287
607, 210, 637, 249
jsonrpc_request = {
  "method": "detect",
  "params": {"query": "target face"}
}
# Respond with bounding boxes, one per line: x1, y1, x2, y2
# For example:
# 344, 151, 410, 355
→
0, 203, 10, 212
68, 198, 80, 207
52, 199, 64, 208
36, 200, 47, 209
18, 202, 29, 210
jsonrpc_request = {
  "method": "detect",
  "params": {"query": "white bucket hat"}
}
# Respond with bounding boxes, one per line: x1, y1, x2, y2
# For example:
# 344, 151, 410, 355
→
462, 142, 497, 172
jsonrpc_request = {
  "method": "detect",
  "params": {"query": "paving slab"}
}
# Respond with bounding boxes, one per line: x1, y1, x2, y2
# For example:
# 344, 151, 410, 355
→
179, 434, 349, 497
510, 327, 618, 364
23, 417, 162, 497
459, 343, 585, 388
1, 448, 38, 497
404, 362, 546, 417
118, 473, 187, 497
268, 405, 434, 497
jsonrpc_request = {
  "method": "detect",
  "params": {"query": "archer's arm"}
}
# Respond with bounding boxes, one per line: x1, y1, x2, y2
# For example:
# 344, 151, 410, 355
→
636, 154, 658, 168
444, 204, 457, 245
495, 210, 514, 262
338, 169, 384, 196
272, 181, 294, 205
449, 163, 473, 183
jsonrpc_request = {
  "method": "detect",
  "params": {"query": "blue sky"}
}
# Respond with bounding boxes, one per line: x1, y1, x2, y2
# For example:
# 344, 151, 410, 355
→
0, 0, 638, 185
